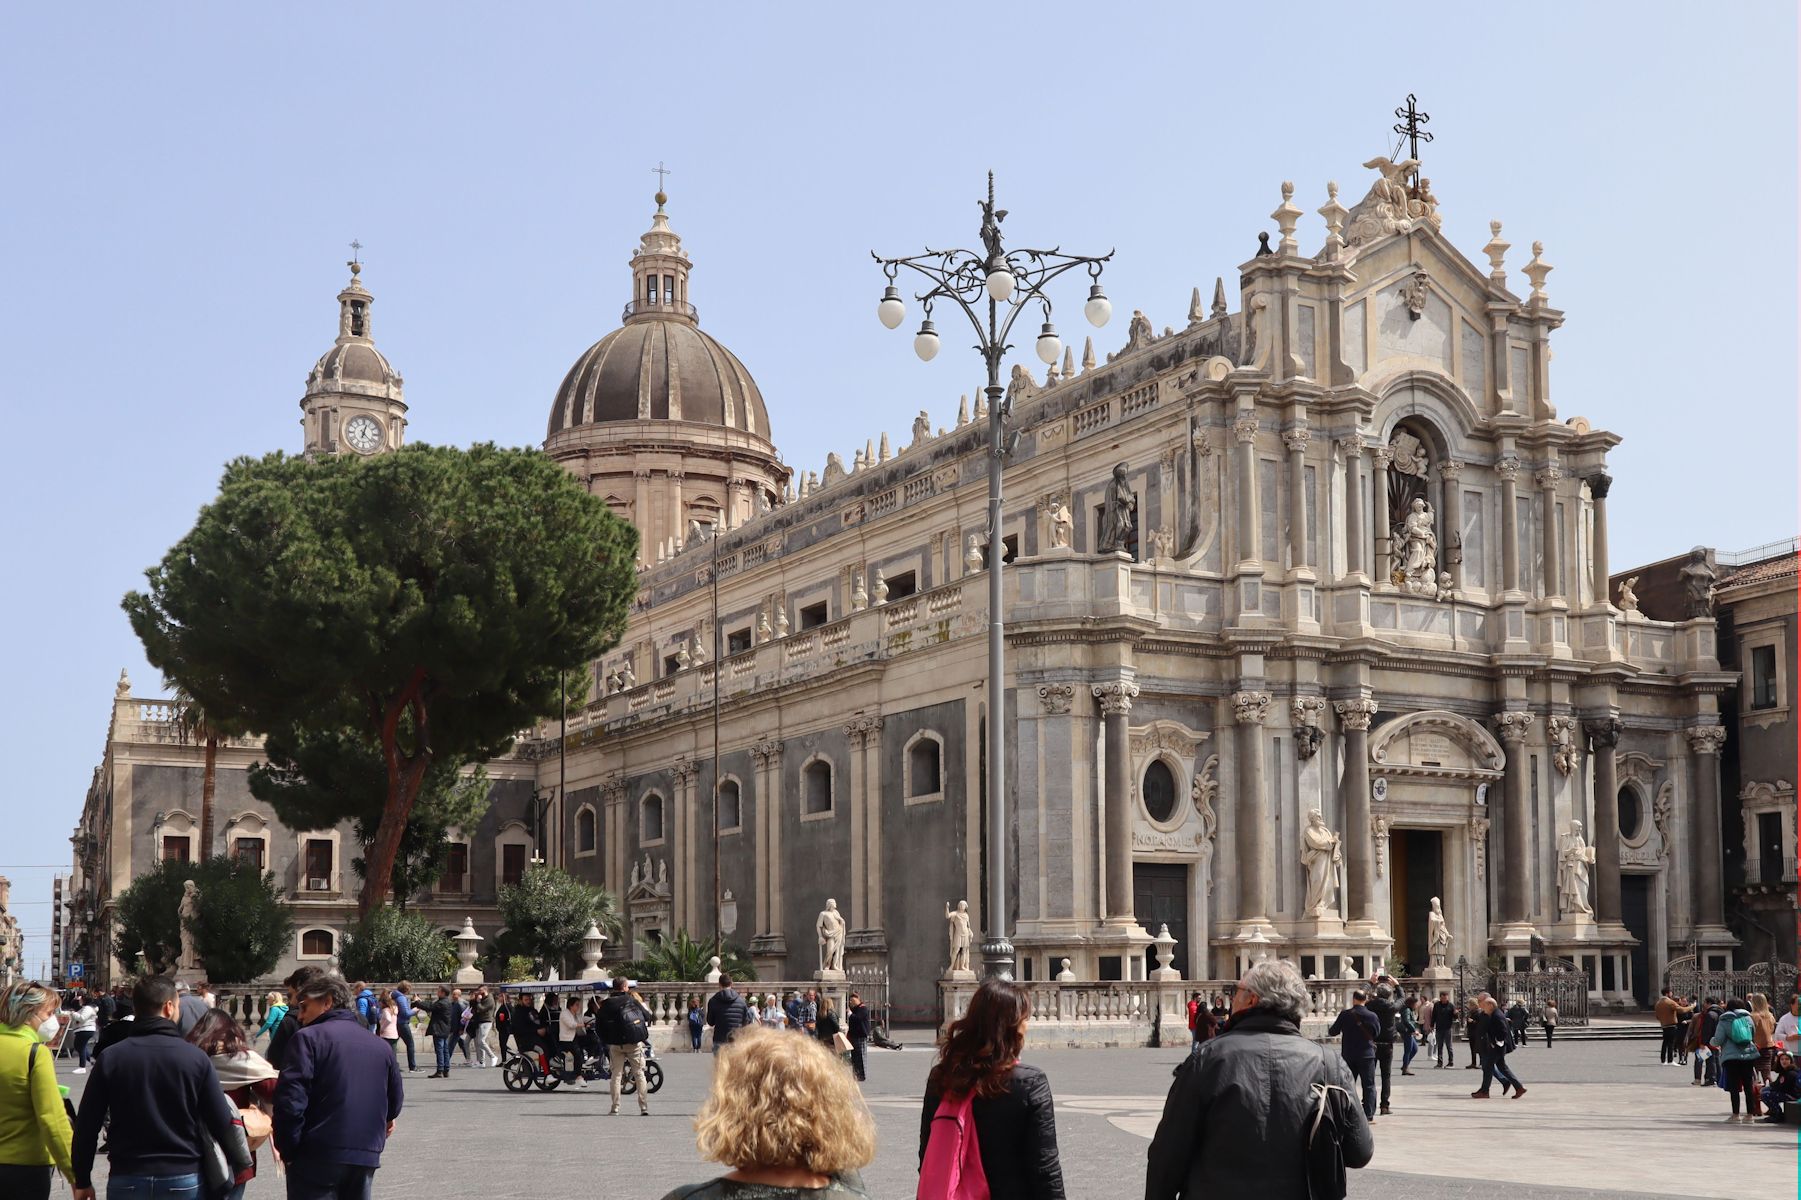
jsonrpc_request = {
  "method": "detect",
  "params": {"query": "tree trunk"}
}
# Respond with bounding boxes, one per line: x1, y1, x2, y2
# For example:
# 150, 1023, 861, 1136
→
358, 678, 433, 916
200, 735, 218, 859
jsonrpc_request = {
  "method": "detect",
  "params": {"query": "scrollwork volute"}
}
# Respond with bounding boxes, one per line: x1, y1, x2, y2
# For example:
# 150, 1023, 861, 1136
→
1494, 711, 1535, 744
1093, 681, 1139, 716
1334, 697, 1378, 732
1685, 726, 1727, 756
1231, 691, 1272, 725
1037, 684, 1075, 716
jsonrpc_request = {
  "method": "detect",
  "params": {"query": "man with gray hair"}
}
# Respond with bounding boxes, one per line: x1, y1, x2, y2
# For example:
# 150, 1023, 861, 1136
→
1146, 960, 1373, 1198
275, 972, 405, 1198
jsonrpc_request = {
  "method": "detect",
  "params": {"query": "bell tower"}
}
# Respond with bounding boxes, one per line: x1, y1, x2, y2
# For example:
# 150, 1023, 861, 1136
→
300, 248, 407, 457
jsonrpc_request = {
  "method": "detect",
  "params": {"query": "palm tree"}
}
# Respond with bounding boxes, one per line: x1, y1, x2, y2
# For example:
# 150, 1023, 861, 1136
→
167, 684, 221, 859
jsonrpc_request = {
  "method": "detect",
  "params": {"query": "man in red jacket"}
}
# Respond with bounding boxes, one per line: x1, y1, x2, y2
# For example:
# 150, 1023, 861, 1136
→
275, 973, 404, 1200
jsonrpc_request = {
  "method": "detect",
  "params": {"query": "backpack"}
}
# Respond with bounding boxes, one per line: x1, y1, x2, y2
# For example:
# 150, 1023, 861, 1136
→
1725, 1014, 1754, 1048
918, 1091, 989, 1200
1304, 1080, 1359, 1200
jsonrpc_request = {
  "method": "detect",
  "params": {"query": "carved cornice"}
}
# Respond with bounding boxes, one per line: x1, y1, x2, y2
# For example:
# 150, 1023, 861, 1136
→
1494, 711, 1535, 744
1093, 681, 1140, 716
1037, 684, 1076, 716
1334, 697, 1379, 731
1685, 725, 1727, 756
1130, 720, 1211, 759
1231, 690, 1272, 725
1583, 717, 1623, 750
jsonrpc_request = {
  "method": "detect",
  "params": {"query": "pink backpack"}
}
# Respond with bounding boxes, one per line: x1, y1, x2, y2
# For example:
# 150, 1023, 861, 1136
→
918, 1091, 989, 1200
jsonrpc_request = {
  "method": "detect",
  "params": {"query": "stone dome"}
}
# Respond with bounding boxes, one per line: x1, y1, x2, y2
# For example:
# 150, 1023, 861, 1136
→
310, 340, 399, 390
547, 319, 768, 438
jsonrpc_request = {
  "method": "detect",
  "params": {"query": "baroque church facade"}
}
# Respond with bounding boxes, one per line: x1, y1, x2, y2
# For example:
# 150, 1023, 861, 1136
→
70, 162, 1740, 1019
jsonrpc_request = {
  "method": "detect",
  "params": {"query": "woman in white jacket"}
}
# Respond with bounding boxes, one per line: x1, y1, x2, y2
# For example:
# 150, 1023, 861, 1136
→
559, 996, 591, 1089
67, 1001, 98, 1074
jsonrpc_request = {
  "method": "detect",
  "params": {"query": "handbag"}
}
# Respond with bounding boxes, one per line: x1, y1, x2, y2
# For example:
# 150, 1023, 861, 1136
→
832, 1030, 853, 1054
239, 1104, 273, 1150
199, 1113, 250, 1197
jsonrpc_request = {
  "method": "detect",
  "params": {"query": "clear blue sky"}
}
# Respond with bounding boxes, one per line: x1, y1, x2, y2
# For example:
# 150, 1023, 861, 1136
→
2, 3, 1795, 974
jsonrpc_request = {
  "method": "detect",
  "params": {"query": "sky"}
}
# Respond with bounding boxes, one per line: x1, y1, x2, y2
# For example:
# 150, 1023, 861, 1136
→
1, 3, 1795, 976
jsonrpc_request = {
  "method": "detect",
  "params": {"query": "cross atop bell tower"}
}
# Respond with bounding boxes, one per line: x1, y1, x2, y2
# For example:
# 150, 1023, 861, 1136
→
1391, 94, 1433, 195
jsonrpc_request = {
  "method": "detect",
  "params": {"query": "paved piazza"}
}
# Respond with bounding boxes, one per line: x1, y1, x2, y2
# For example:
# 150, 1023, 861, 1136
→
63, 1035, 1796, 1199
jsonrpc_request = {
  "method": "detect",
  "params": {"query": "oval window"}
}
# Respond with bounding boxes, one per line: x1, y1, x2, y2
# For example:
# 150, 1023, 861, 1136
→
1618, 786, 1642, 841
1142, 760, 1178, 823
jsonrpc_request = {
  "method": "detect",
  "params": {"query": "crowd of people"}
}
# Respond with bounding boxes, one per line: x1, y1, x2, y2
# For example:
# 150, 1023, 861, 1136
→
1654, 986, 1801, 1123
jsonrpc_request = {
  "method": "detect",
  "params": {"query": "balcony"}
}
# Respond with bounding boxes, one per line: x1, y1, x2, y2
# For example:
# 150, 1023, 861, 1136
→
621, 299, 697, 322
1741, 856, 1798, 889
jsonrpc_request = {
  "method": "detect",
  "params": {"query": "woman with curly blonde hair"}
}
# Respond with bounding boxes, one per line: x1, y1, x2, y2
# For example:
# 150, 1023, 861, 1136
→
661, 1025, 874, 1198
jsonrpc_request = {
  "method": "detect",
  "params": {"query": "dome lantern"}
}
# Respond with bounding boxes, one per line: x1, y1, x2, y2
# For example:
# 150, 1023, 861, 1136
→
627, 190, 695, 325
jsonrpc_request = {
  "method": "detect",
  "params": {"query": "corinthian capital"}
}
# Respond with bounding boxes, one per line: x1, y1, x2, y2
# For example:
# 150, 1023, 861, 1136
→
1437, 459, 1464, 481
1232, 691, 1272, 725
672, 757, 700, 784
1534, 466, 1563, 491
1338, 433, 1366, 457
1233, 415, 1260, 444
1037, 684, 1076, 715
1586, 473, 1612, 500
750, 740, 784, 767
1495, 456, 1521, 484
1370, 445, 1395, 471
1685, 725, 1727, 756
1093, 681, 1139, 716
1282, 428, 1311, 454
1583, 717, 1623, 750
1334, 697, 1379, 731
1494, 711, 1535, 744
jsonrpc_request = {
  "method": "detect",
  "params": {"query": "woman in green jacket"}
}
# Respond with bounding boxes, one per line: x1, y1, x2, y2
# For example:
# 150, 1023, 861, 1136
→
0, 980, 75, 1200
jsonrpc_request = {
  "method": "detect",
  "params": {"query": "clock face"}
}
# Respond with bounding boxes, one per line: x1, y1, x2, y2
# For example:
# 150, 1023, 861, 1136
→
344, 414, 383, 454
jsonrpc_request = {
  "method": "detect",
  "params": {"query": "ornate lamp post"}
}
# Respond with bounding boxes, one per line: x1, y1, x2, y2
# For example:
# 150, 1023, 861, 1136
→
873, 173, 1112, 979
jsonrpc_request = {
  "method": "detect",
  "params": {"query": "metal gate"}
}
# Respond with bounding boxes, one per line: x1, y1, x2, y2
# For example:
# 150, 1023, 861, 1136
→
1492, 958, 1590, 1027
1664, 955, 1785, 1003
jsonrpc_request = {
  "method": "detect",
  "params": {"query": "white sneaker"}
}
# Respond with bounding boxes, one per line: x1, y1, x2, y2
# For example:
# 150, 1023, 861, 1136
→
73, 1068, 87, 1075
576, 1079, 588, 1089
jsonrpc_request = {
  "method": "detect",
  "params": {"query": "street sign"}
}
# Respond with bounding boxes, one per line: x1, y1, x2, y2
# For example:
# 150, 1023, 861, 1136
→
67, 963, 83, 979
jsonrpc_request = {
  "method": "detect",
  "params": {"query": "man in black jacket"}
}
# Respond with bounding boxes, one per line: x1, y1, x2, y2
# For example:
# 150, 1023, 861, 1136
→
705, 975, 754, 1050
426, 986, 461, 1078
1430, 991, 1458, 1067
1472, 992, 1525, 1099
596, 978, 651, 1116
1146, 960, 1373, 1199
1328, 990, 1381, 1119
846, 991, 872, 1082
265, 965, 325, 1072
70, 975, 250, 1200
1366, 984, 1400, 1115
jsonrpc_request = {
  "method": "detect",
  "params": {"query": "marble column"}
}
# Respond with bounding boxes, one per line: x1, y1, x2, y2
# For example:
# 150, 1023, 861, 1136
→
1094, 682, 1139, 922
752, 741, 784, 936
1687, 726, 1728, 927
844, 719, 869, 930
1495, 712, 1535, 924
1233, 415, 1260, 569
1537, 466, 1562, 598
1585, 718, 1624, 925
862, 717, 886, 932
673, 760, 699, 931
1497, 457, 1521, 593
1340, 435, 1366, 578
1371, 445, 1394, 584
1233, 691, 1273, 923
1284, 428, 1310, 571
1587, 473, 1613, 605
1335, 698, 1379, 924
1439, 460, 1464, 589
633, 470, 652, 563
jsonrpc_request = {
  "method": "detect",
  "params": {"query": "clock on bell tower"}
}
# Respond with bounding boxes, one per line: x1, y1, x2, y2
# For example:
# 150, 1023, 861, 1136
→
300, 248, 408, 457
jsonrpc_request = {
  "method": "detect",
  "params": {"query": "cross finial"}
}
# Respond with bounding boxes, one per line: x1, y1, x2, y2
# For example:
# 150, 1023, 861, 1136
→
651, 161, 672, 205
347, 238, 363, 277
1391, 94, 1433, 194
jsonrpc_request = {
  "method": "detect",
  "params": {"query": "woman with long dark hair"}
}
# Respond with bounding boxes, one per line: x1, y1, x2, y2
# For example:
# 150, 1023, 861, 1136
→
918, 978, 1065, 1200
186, 1009, 276, 1200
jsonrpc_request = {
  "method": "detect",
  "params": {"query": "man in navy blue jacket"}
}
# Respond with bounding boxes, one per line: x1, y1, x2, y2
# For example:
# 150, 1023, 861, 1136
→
1328, 989, 1383, 1119
276, 973, 405, 1200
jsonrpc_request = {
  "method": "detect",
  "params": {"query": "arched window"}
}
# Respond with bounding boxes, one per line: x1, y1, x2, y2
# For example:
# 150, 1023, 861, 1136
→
1618, 786, 1643, 841
576, 806, 598, 855
1141, 760, 1178, 823
717, 779, 742, 832
905, 733, 944, 801
641, 793, 666, 844
299, 929, 334, 958
802, 759, 833, 817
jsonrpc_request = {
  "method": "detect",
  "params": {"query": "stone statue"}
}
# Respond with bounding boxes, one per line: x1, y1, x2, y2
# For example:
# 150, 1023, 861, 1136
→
1397, 498, 1439, 595
1345, 156, 1428, 246
1048, 500, 1073, 550
656, 857, 668, 888
1006, 363, 1040, 404
1426, 896, 1453, 966
1617, 575, 1640, 612
944, 900, 973, 974
1125, 309, 1154, 350
911, 410, 932, 447
1097, 463, 1137, 555
816, 899, 846, 973
641, 854, 654, 888
1300, 809, 1342, 917
1558, 822, 1595, 917
629, 859, 642, 890
1680, 549, 1716, 618
964, 535, 984, 573
177, 879, 202, 973
822, 452, 848, 488
756, 611, 772, 643
621, 658, 636, 689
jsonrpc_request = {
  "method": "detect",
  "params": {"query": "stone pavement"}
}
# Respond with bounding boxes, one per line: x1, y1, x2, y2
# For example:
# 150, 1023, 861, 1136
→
61, 1036, 1796, 1199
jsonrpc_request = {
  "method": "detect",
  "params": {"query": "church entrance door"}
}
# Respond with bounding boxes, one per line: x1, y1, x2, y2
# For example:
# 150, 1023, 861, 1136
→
1390, 829, 1444, 975
1622, 874, 1652, 1006
1133, 863, 1189, 978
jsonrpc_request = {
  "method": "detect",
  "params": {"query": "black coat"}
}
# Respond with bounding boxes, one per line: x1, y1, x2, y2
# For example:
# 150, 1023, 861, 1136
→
1144, 1010, 1374, 1200
846, 1003, 872, 1041
427, 997, 461, 1039
920, 1064, 1065, 1200
705, 988, 754, 1043
1430, 999, 1458, 1032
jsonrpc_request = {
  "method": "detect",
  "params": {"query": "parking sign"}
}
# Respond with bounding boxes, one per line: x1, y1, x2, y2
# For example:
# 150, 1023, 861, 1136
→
68, 963, 83, 979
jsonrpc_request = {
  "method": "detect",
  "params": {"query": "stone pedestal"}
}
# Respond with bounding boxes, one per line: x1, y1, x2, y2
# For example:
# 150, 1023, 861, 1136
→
1091, 922, 1155, 981
452, 917, 484, 986
748, 934, 787, 981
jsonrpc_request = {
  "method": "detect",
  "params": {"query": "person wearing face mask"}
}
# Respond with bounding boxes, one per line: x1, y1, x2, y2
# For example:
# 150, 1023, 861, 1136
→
0, 981, 77, 1200
70, 974, 250, 1200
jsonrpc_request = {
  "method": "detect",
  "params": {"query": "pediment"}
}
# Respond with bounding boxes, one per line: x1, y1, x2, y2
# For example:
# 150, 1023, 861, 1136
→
1369, 710, 1505, 778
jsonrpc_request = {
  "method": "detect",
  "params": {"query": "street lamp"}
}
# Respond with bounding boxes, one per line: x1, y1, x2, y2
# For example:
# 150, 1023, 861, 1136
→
873, 172, 1111, 980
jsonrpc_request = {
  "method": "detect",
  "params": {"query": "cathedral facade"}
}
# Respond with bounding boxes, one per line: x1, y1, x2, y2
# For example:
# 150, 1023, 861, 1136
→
69, 163, 1739, 1020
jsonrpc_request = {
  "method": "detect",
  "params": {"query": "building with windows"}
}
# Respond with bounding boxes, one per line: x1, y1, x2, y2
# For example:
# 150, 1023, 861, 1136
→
69, 161, 1755, 1013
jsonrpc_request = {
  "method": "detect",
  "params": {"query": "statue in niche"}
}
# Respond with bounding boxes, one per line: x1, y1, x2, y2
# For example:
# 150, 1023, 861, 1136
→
1396, 498, 1439, 595
1426, 896, 1453, 967
1097, 463, 1138, 556
944, 901, 973, 974
1387, 430, 1431, 539
1047, 499, 1073, 550
1558, 823, 1595, 917
816, 899, 846, 973
1300, 809, 1342, 917
1680, 549, 1716, 618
